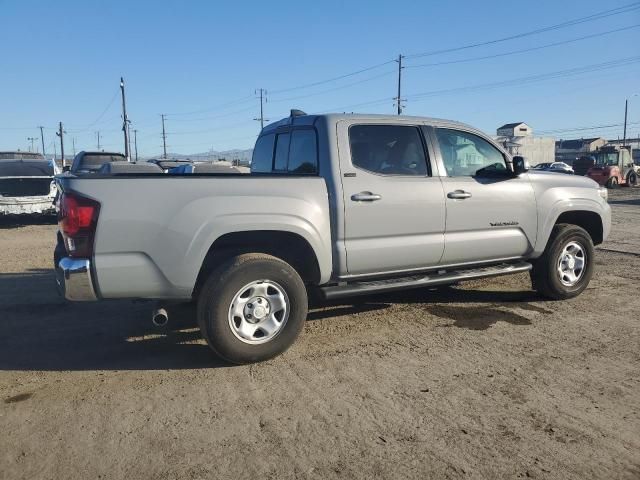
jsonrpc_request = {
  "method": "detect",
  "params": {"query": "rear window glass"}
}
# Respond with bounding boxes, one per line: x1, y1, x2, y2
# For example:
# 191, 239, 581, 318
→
0, 160, 54, 176
76, 154, 126, 172
288, 130, 318, 174
251, 134, 275, 173
273, 133, 291, 172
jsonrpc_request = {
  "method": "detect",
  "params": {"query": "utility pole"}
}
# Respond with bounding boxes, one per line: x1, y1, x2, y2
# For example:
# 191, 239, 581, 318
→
161, 114, 167, 159
27, 137, 37, 152
72, 137, 76, 156
395, 54, 405, 115
623, 99, 629, 147
38, 126, 46, 156
254, 88, 268, 129
56, 122, 65, 168
96, 131, 101, 150
133, 129, 138, 161
120, 77, 130, 161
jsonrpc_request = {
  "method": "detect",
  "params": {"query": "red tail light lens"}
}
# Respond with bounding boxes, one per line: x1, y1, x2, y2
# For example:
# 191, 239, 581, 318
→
58, 193, 100, 257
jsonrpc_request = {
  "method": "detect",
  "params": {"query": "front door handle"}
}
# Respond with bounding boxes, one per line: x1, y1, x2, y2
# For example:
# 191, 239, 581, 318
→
351, 191, 382, 202
447, 190, 472, 199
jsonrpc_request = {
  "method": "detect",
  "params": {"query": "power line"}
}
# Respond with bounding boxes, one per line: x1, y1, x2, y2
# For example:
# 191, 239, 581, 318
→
318, 57, 640, 114
405, 24, 640, 69
538, 121, 640, 135
405, 56, 640, 102
269, 59, 396, 95
405, 2, 640, 59
268, 70, 396, 103
165, 104, 256, 123
166, 94, 255, 117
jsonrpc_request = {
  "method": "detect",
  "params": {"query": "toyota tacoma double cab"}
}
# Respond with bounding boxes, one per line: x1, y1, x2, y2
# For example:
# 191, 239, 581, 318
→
54, 111, 611, 363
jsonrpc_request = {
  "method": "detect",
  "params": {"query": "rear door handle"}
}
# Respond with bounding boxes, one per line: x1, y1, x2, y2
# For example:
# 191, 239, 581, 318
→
351, 191, 382, 202
447, 190, 472, 199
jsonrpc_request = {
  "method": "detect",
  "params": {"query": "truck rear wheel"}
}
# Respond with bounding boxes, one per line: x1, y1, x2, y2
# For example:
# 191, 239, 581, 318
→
530, 224, 594, 300
628, 171, 638, 187
197, 253, 308, 364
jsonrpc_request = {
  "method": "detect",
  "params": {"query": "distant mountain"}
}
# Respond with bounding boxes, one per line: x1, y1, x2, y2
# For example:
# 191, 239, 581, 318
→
145, 149, 253, 165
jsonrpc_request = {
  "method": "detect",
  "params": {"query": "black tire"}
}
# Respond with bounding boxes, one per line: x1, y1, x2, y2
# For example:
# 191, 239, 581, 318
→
628, 171, 638, 187
606, 176, 619, 189
530, 224, 594, 300
197, 253, 308, 364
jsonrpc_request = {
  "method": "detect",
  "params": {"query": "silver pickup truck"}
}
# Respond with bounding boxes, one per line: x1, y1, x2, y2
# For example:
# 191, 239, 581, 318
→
55, 112, 611, 363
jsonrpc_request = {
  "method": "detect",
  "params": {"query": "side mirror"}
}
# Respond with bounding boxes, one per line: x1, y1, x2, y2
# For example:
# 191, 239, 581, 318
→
512, 156, 529, 175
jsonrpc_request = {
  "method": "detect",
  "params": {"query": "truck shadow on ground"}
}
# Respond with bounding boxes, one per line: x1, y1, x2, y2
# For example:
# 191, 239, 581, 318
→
608, 197, 640, 206
0, 271, 547, 372
309, 286, 547, 330
0, 215, 57, 229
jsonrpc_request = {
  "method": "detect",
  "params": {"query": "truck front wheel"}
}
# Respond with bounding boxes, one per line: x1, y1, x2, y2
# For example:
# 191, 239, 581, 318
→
530, 224, 594, 300
197, 253, 308, 364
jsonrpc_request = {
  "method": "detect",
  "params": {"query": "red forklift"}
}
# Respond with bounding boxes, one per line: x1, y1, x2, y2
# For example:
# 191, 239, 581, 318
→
586, 145, 638, 188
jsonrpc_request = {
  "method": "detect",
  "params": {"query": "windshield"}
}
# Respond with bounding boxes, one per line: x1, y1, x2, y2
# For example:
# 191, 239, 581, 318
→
594, 152, 618, 166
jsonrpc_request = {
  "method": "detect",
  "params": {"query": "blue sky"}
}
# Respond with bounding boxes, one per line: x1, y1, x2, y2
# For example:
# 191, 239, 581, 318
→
1, 0, 639, 157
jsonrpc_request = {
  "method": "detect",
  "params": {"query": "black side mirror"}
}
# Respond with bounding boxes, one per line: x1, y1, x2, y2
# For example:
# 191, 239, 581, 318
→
512, 156, 529, 175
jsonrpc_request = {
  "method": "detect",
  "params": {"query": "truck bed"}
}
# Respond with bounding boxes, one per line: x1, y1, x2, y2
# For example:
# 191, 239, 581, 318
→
57, 174, 332, 299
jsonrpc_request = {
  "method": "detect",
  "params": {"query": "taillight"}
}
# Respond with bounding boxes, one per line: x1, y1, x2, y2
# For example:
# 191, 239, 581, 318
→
58, 193, 100, 258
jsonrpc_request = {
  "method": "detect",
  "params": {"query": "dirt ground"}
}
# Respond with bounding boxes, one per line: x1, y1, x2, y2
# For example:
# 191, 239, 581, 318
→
1, 188, 639, 480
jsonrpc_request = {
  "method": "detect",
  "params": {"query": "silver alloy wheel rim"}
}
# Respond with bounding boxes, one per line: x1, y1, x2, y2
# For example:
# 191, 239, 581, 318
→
228, 280, 290, 344
557, 241, 586, 287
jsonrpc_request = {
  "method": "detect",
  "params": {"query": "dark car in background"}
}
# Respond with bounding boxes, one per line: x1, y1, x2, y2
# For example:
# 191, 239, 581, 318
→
70, 151, 126, 174
533, 161, 574, 175
0, 151, 58, 216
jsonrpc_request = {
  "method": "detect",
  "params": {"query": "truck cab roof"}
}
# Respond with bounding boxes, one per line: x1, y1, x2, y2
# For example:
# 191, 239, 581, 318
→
261, 112, 478, 135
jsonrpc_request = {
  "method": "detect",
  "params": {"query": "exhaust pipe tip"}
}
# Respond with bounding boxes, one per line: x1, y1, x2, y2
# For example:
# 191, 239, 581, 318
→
152, 307, 169, 327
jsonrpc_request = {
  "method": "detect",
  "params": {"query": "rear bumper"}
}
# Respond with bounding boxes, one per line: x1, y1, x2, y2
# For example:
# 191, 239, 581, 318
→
0, 195, 55, 215
55, 257, 98, 301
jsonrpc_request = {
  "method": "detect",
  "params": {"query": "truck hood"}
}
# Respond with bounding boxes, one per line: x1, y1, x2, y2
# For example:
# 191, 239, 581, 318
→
527, 170, 600, 190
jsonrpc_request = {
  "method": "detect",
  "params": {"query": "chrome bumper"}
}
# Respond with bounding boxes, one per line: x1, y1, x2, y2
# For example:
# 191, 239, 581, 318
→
55, 257, 98, 301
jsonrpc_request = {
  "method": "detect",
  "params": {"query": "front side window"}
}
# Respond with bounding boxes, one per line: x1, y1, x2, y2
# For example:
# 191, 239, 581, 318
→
251, 134, 275, 173
435, 129, 507, 177
349, 125, 428, 176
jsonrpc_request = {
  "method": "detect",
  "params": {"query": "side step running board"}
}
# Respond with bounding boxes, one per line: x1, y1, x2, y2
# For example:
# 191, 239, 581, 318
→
318, 261, 532, 300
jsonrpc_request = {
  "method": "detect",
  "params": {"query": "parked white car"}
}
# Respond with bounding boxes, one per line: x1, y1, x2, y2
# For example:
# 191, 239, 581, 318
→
0, 151, 58, 216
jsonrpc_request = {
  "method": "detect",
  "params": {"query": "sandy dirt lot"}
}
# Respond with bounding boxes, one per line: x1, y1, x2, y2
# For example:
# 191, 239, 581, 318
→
1, 189, 639, 479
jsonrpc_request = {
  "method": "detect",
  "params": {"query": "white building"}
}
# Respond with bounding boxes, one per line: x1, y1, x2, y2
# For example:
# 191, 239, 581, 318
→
494, 122, 555, 166
496, 122, 533, 137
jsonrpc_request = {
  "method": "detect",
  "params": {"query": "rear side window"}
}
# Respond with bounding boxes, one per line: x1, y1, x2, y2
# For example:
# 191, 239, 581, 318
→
251, 134, 275, 173
273, 133, 291, 172
349, 125, 429, 176
251, 129, 318, 174
288, 130, 318, 174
